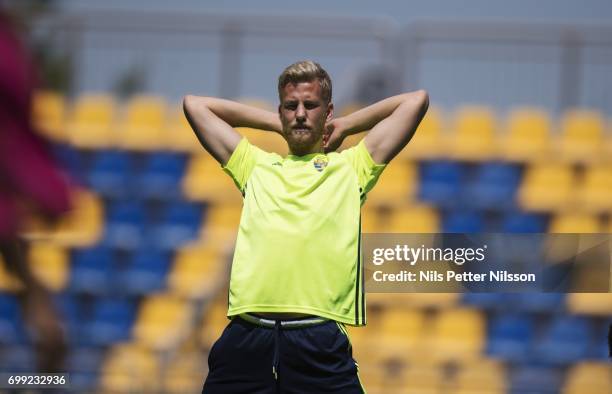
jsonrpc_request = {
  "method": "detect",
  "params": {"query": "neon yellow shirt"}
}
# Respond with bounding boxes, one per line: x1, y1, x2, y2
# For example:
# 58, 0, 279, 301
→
223, 138, 385, 325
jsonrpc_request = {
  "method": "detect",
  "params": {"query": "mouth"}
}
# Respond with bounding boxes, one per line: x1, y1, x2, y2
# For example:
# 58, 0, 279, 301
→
292, 126, 311, 133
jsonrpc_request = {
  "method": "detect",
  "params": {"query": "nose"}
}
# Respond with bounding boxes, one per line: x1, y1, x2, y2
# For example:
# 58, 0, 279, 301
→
296, 103, 306, 121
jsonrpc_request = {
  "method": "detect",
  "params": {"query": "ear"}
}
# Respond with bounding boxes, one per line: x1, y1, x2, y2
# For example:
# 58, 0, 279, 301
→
326, 102, 334, 123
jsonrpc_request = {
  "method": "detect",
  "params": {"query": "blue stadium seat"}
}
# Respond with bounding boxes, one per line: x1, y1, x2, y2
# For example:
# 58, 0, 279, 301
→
510, 366, 562, 394
69, 246, 113, 294
66, 346, 105, 373
462, 293, 509, 309
0, 294, 24, 344
487, 313, 533, 362
51, 143, 86, 184
81, 298, 136, 346
442, 211, 484, 232
514, 293, 565, 313
135, 152, 187, 200
533, 316, 591, 364
87, 150, 132, 198
120, 248, 171, 295
418, 161, 464, 209
462, 163, 521, 210
501, 212, 548, 233
104, 201, 147, 249
590, 319, 612, 360
150, 202, 204, 250
0, 345, 35, 372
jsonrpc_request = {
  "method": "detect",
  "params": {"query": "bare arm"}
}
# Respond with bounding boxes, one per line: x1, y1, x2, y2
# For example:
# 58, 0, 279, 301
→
182, 95, 282, 164
325, 90, 429, 164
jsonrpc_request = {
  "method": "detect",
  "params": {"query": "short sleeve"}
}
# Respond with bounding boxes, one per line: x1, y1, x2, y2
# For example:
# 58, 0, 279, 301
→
222, 138, 263, 194
340, 139, 386, 197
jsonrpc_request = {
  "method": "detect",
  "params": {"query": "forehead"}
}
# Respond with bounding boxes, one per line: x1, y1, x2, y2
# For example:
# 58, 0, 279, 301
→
280, 81, 323, 102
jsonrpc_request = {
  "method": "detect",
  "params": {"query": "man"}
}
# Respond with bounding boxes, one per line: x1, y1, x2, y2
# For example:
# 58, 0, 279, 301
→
184, 61, 428, 393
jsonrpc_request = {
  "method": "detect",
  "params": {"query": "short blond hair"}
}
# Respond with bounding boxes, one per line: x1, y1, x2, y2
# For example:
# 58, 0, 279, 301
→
278, 60, 332, 104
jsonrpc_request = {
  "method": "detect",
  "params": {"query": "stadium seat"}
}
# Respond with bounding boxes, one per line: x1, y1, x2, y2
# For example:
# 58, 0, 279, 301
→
487, 313, 533, 362
87, 150, 133, 199
67, 94, 117, 149
104, 201, 146, 250
200, 203, 242, 242
556, 109, 605, 163
461, 163, 521, 210
182, 154, 242, 203
162, 350, 207, 394
135, 152, 187, 200
501, 212, 548, 233
518, 163, 575, 211
99, 343, 161, 393
0, 345, 35, 372
442, 211, 484, 232
32, 91, 68, 142
533, 316, 591, 364
168, 242, 226, 300
69, 245, 113, 295
418, 161, 465, 209
428, 308, 485, 363
453, 359, 507, 394
563, 362, 612, 394
377, 308, 425, 356
151, 202, 204, 250
132, 293, 193, 350
367, 161, 417, 207
501, 108, 552, 162
548, 213, 601, 233
27, 242, 69, 292
0, 295, 23, 345
402, 106, 445, 160
82, 298, 136, 346
164, 105, 203, 153
117, 95, 168, 151
575, 164, 612, 212
368, 203, 440, 233
199, 296, 231, 349
120, 248, 171, 295
566, 293, 612, 316
510, 366, 563, 394
448, 106, 498, 161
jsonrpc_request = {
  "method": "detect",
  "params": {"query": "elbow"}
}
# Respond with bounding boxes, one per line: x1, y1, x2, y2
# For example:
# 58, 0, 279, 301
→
182, 94, 210, 115
414, 89, 429, 113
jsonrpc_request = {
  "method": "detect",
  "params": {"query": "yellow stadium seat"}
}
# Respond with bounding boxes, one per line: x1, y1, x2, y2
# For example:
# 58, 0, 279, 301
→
27, 242, 68, 292
67, 94, 116, 148
576, 164, 612, 212
501, 107, 552, 162
518, 163, 575, 211
556, 109, 605, 163
168, 242, 226, 300
377, 308, 425, 356
100, 343, 160, 393
163, 350, 207, 394
402, 106, 445, 160
390, 204, 440, 233
563, 362, 611, 394
448, 106, 498, 161
567, 293, 612, 315
165, 105, 203, 154
32, 91, 67, 142
548, 213, 601, 233
200, 296, 231, 349
182, 154, 242, 204
453, 359, 507, 394
200, 203, 242, 242
398, 364, 444, 394
428, 308, 485, 363
133, 293, 193, 350
0, 255, 23, 292
367, 162, 417, 207
117, 95, 167, 151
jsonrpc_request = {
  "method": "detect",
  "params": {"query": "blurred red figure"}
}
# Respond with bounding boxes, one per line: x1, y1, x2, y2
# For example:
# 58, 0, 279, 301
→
0, 11, 72, 372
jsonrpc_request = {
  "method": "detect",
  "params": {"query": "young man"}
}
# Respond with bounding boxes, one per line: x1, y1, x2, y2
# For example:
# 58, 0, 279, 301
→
184, 61, 428, 393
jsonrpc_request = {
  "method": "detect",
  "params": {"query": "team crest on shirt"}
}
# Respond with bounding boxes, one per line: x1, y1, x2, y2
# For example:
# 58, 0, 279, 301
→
313, 156, 328, 172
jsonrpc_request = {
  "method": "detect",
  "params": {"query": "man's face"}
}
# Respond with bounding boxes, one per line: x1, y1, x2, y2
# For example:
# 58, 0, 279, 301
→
278, 80, 333, 156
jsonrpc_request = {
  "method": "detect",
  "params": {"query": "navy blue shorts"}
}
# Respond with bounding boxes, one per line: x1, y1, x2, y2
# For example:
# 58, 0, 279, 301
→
202, 316, 365, 393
